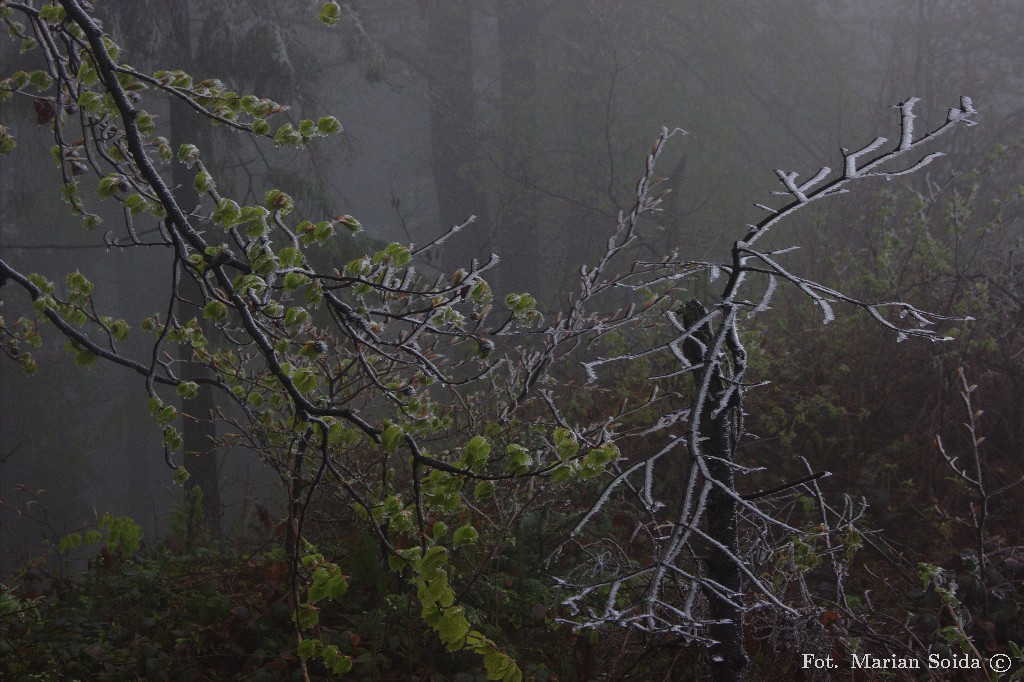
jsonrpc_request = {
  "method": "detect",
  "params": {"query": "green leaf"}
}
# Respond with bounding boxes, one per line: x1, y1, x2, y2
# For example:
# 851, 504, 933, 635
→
283, 271, 308, 291
292, 367, 318, 394
97, 173, 124, 197
78, 90, 101, 113
58, 533, 82, 551
319, 1, 342, 26
264, 189, 294, 214
470, 279, 492, 304
10, 71, 30, 89
297, 638, 321, 659
212, 198, 242, 227
473, 480, 495, 499
136, 111, 154, 135
382, 242, 411, 267
109, 318, 130, 340
580, 442, 620, 478
283, 307, 309, 329
300, 220, 334, 247
234, 273, 266, 295
462, 436, 491, 469
102, 36, 120, 59
239, 94, 259, 112
38, 5, 66, 23
432, 520, 448, 540
203, 301, 228, 321
177, 143, 200, 167
309, 569, 348, 604
505, 444, 532, 474
73, 347, 96, 367
453, 524, 478, 547
77, 61, 99, 86
420, 573, 449, 605
251, 119, 270, 136
173, 466, 190, 485
551, 463, 576, 484
316, 115, 342, 135
157, 405, 178, 426
326, 573, 349, 600
418, 546, 448, 576
293, 603, 319, 629
193, 170, 214, 194
304, 279, 324, 307
505, 292, 540, 323
435, 606, 470, 649
273, 122, 301, 146
553, 427, 579, 460
381, 424, 404, 452
322, 645, 352, 675
29, 70, 52, 91
0, 125, 15, 155
175, 381, 199, 399
336, 214, 361, 233
123, 194, 148, 215
278, 245, 302, 267
147, 396, 164, 415
98, 513, 142, 555
483, 646, 515, 680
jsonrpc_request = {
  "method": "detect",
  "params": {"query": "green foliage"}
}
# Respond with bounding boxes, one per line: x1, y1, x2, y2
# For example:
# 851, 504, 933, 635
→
177, 143, 200, 166
175, 380, 199, 399
453, 524, 479, 546
293, 545, 354, 677
172, 466, 190, 486
5, 5, 1020, 680
504, 444, 532, 475
202, 300, 228, 321
98, 514, 143, 556
1, 544, 302, 680
0, 124, 14, 154
551, 427, 578, 461
504, 292, 540, 324
380, 423, 404, 452
462, 436, 491, 469
401, 546, 522, 680
318, 2, 342, 27
193, 169, 214, 194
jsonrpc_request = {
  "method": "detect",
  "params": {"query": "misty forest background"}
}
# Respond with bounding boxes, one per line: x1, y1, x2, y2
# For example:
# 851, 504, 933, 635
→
1, 1, 1023, 680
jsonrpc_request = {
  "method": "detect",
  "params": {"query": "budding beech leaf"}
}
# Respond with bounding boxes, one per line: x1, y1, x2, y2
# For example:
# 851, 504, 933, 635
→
319, 1, 341, 27
173, 466, 190, 485
316, 116, 342, 135
453, 524, 479, 547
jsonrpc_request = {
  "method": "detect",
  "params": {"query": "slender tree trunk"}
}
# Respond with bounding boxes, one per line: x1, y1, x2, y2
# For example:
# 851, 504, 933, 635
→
704, 408, 745, 681
495, 0, 539, 297
168, 0, 222, 542
682, 300, 746, 681
425, 1, 490, 272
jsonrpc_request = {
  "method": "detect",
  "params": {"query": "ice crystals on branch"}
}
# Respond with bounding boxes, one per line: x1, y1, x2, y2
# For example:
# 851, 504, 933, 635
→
550, 97, 978, 643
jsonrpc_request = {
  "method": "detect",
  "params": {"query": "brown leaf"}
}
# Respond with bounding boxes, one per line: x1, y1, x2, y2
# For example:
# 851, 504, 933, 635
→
33, 98, 56, 125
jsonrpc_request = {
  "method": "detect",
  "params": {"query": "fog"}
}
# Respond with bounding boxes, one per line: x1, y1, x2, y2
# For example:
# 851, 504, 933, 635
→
2, 0, 1022, 573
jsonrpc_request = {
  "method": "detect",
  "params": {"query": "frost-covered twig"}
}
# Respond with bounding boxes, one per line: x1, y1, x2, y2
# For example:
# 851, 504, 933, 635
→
547, 98, 977, 663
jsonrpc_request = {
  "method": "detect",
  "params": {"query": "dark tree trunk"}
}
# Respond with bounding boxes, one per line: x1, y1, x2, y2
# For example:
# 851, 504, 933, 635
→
168, 0, 222, 543
425, 1, 490, 272
704, 409, 745, 681
682, 300, 746, 681
495, 0, 540, 296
